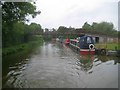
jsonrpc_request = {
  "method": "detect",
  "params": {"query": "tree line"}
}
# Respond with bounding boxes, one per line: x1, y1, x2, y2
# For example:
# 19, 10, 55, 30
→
2, 2, 42, 48
55, 21, 119, 38
82, 22, 118, 36
2, 2, 119, 48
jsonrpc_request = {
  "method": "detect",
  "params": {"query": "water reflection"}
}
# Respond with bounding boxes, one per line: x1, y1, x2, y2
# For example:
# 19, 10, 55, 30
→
3, 55, 30, 88
96, 55, 119, 64
2, 42, 119, 88
76, 54, 119, 74
2, 45, 41, 88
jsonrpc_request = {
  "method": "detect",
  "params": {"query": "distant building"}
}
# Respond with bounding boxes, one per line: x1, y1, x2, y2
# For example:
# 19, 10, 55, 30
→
75, 28, 118, 43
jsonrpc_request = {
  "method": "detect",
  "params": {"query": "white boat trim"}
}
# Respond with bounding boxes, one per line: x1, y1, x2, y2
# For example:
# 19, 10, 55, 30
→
80, 49, 95, 51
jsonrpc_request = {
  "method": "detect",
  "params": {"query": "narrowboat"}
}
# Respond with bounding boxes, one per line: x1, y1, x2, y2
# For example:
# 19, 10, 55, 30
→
64, 38, 70, 45
69, 39, 80, 51
69, 35, 95, 55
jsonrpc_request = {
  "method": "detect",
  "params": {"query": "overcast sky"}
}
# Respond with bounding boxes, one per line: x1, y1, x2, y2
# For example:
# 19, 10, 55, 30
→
29, 0, 119, 30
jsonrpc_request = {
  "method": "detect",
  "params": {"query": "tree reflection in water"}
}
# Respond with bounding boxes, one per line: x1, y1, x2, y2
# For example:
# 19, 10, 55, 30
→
96, 55, 119, 64
77, 54, 119, 73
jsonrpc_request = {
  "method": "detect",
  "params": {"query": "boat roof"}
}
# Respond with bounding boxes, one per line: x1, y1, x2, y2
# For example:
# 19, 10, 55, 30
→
70, 39, 79, 42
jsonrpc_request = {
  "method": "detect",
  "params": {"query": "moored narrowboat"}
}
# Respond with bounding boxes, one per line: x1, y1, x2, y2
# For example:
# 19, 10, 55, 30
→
69, 35, 95, 55
79, 35, 95, 54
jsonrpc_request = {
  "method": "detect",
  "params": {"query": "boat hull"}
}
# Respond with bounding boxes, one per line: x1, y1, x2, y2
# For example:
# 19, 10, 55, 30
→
80, 49, 95, 55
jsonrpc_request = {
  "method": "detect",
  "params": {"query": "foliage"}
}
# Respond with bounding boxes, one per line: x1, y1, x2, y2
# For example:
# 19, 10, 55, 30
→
2, 2, 40, 23
57, 26, 68, 33
57, 26, 75, 34
2, 2, 41, 48
82, 22, 92, 30
2, 35, 43, 56
95, 43, 119, 50
29, 23, 42, 31
55, 21, 118, 40
57, 26, 76, 38
82, 21, 118, 36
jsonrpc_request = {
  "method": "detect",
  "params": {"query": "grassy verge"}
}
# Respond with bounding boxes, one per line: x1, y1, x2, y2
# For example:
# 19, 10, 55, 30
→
2, 36, 44, 56
95, 43, 120, 50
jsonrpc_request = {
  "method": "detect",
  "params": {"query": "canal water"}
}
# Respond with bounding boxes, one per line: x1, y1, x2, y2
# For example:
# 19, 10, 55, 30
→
2, 41, 119, 88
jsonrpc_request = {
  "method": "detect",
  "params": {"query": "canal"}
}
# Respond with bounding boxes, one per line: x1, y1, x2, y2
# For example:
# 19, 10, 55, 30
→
2, 41, 119, 88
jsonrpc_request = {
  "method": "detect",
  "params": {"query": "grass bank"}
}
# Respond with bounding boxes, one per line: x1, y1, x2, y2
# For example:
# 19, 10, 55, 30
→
95, 43, 120, 50
2, 35, 44, 56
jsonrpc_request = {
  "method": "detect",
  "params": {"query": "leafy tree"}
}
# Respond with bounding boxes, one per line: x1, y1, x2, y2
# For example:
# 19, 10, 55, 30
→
52, 28, 56, 32
28, 23, 43, 34
2, 2, 41, 47
97, 22, 114, 32
57, 26, 69, 34
82, 21, 117, 36
82, 22, 92, 30
91, 22, 98, 31
2, 2, 40, 23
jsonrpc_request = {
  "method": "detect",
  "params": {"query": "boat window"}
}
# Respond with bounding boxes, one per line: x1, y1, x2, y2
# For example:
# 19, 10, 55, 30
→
82, 38, 84, 42
87, 37, 92, 43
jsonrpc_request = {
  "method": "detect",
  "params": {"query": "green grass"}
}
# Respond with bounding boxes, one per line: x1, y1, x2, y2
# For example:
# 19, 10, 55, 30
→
95, 43, 119, 50
2, 39, 44, 56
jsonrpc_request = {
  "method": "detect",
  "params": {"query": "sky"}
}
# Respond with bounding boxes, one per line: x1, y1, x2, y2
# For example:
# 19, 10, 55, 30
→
28, 0, 119, 30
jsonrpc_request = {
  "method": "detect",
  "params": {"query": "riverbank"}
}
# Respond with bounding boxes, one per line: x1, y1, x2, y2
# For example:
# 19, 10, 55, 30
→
95, 43, 119, 50
2, 38, 44, 56
95, 43, 120, 56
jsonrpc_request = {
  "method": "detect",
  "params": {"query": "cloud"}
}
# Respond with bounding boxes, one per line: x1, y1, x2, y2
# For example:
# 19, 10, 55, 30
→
29, 0, 119, 30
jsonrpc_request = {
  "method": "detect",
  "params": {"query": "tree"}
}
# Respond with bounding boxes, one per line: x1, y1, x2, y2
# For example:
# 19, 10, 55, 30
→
57, 26, 68, 34
98, 22, 114, 32
82, 21, 117, 36
82, 22, 92, 30
91, 21, 115, 35
2, 2, 41, 47
91, 22, 98, 31
52, 28, 56, 32
2, 2, 40, 23
28, 23, 43, 34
